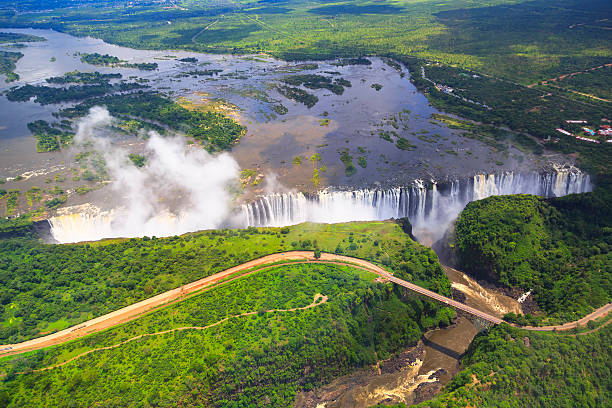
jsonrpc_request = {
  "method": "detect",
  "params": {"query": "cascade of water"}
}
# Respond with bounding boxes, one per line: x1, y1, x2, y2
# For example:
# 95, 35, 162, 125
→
240, 169, 593, 242
48, 169, 592, 243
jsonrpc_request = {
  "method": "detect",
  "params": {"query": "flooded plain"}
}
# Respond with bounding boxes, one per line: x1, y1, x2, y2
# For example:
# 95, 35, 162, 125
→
0, 28, 544, 217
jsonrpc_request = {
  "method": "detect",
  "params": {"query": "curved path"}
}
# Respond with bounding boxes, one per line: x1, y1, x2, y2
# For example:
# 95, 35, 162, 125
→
1, 251, 610, 358
32, 294, 328, 373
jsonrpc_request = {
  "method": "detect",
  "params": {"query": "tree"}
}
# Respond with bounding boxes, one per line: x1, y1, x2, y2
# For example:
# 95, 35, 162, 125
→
314, 249, 321, 259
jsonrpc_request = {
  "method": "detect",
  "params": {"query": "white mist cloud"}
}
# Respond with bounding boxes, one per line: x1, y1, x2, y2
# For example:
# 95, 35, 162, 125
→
50, 107, 240, 243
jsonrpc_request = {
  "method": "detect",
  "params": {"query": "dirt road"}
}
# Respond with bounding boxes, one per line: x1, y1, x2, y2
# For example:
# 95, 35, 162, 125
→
1, 251, 609, 357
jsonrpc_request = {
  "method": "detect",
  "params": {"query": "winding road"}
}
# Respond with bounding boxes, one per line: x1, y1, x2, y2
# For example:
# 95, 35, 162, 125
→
1, 251, 610, 358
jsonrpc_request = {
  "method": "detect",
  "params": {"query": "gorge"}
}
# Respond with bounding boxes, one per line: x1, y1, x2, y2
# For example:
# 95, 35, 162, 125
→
48, 167, 591, 243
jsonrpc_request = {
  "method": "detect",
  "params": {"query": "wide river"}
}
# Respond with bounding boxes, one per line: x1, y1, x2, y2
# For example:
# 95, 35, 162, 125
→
0, 28, 541, 198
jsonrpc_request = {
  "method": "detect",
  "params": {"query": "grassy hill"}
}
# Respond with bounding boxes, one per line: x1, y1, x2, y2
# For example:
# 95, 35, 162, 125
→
0, 220, 449, 344
453, 183, 611, 325
0, 260, 454, 407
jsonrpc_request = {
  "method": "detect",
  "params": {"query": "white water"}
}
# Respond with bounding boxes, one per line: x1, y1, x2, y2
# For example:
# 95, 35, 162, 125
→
241, 168, 592, 241
49, 167, 591, 243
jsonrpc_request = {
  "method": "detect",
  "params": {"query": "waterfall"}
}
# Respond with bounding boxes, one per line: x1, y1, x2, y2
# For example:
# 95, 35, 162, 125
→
241, 169, 592, 242
48, 168, 592, 244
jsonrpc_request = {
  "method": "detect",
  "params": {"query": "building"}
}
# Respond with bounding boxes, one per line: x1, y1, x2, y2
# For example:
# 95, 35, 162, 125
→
598, 128, 612, 136
575, 136, 599, 143
556, 128, 573, 136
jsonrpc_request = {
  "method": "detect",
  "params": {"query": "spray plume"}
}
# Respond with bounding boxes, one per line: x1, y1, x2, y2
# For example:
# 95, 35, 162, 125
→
50, 107, 240, 243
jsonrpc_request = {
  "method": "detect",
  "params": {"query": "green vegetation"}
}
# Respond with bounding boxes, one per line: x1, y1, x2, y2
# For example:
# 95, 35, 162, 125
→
0, 32, 44, 44
396, 137, 417, 151
0, 190, 19, 216
24, 187, 41, 207
6, 82, 146, 105
541, 65, 611, 101
358, 156, 367, 168
338, 149, 356, 176
454, 187, 611, 324
2, 0, 608, 85
282, 74, 351, 95
0, 220, 449, 344
128, 153, 146, 168
0, 50, 23, 82
414, 323, 611, 408
276, 85, 318, 108
80, 52, 158, 70
407, 60, 608, 171
26, 121, 74, 152
370, 83, 383, 91
0, 215, 33, 239
431, 113, 543, 155
46, 70, 122, 84
0, 259, 451, 407
60, 92, 245, 152
291, 155, 303, 166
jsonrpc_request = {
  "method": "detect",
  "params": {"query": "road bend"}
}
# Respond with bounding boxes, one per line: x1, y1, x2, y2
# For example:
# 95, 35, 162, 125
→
1, 251, 608, 357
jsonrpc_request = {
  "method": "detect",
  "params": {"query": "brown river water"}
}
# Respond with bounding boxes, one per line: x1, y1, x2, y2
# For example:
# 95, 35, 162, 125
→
295, 266, 521, 407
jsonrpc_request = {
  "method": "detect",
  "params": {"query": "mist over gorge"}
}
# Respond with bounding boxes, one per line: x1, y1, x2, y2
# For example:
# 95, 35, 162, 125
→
49, 107, 240, 243
47, 106, 592, 244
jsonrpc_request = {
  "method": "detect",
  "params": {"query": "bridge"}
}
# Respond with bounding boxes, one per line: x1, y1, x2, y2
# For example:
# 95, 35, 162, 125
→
3, 251, 609, 358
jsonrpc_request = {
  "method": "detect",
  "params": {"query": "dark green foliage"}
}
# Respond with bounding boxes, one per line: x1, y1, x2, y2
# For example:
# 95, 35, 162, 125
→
338, 149, 356, 176
281, 74, 350, 95
0, 262, 451, 407
0, 216, 33, 239
0, 32, 44, 44
0, 221, 448, 343
0, 50, 23, 82
6, 82, 146, 105
331, 57, 372, 67
416, 324, 612, 408
396, 137, 417, 151
454, 189, 611, 323
46, 71, 121, 84
357, 156, 367, 168
80, 53, 158, 70
44, 195, 66, 209
276, 85, 318, 108
80, 52, 121, 66
549, 65, 611, 101
60, 92, 245, 152
128, 153, 146, 168
400, 57, 610, 172
26, 120, 73, 152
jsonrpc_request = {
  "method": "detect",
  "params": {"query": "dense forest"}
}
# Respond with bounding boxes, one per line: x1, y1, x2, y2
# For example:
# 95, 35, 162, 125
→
407, 323, 612, 408
398, 57, 611, 173
80, 52, 158, 70
0, 50, 22, 82
0, 220, 449, 344
0, 0, 608, 84
6, 82, 146, 105
453, 182, 611, 324
59, 92, 245, 152
0, 261, 453, 407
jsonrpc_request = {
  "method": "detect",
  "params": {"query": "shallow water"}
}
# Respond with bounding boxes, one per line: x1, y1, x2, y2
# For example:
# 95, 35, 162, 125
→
0, 28, 540, 210
294, 317, 478, 408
